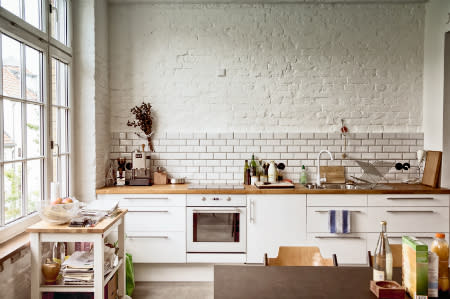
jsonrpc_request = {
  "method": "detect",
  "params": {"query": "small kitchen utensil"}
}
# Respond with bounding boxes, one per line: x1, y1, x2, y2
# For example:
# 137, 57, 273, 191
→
340, 119, 348, 159
422, 150, 442, 187
170, 177, 185, 184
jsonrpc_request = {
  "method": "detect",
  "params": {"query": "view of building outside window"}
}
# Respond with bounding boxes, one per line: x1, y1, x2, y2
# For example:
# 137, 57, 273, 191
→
0, 0, 70, 226
2, 34, 43, 223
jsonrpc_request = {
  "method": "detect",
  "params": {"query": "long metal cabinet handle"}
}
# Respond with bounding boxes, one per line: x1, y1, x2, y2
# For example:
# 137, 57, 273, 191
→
128, 236, 169, 239
250, 199, 255, 224
123, 197, 169, 200
314, 236, 361, 239
386, 197, 434, 200
128, 210, 169, 213
386, 210, 435, 213
388, 236, 434, 239
192, 209, 241, 214
314, 210, 362, 213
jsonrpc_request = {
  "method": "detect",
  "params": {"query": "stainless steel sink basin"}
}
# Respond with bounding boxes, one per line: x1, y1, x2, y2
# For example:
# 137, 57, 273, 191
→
304, 183, 392, 190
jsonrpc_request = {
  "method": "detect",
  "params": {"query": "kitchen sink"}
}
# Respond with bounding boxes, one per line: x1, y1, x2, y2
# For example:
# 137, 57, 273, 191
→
304, 183, 392, 190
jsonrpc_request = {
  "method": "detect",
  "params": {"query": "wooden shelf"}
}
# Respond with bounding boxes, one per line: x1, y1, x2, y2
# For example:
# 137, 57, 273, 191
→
103, 258, 123, 288
39, 285, 94, 293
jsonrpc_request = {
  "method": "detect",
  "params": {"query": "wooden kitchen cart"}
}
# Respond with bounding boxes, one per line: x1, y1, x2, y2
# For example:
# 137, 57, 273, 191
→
26, 209, 127, 299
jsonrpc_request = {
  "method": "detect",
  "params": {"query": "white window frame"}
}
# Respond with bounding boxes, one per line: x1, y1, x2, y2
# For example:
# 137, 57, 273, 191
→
0, 0, 71, 242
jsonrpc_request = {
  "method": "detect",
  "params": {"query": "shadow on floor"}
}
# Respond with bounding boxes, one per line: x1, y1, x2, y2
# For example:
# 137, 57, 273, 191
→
133, 282, 214, 299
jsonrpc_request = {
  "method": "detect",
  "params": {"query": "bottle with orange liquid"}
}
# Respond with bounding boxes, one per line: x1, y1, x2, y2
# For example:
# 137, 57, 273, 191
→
430, 233, 449, 293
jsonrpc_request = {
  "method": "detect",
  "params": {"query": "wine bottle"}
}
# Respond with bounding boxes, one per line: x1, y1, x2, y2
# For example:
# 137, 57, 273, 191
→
244, 160, 249, 185
373, 221, 393, 281
251, 154, 257, 177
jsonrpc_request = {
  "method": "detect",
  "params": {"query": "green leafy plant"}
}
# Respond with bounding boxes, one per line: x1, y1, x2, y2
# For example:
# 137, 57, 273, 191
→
127, 102, 154, 152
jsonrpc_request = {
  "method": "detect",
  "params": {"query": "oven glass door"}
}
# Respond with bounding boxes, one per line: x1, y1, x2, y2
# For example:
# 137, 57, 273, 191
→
187, 207, 246, 253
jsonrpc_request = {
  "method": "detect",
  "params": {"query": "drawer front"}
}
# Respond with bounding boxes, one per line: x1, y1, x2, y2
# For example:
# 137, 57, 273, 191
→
307, 207, 368, 233
367, 207, 449, 233
368, 194, 450, 207
307, 233, 367, 264
307, 194, 367, 207
98, 194, 186, 207
125, 207, 186, 231
367, 233, 450, 254
126, 231, 186, 263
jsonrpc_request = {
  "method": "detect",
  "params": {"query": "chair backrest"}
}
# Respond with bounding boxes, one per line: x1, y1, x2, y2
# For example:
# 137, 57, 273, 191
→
265, 246, 338, 266
368, 244, 402, 268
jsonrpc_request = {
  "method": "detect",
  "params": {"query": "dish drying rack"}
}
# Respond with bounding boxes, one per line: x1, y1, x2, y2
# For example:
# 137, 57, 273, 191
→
351, 160, 394, 189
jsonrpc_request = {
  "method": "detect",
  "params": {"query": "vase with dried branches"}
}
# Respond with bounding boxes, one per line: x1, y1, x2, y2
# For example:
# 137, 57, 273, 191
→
127, 102, 154, 152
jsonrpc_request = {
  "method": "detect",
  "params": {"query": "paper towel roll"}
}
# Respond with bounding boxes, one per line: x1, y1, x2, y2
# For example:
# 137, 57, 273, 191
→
50, 182, 60, 202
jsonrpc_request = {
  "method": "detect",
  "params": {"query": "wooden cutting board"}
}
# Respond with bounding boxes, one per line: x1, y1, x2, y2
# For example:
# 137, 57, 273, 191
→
422, 151, 442, 188
319, 166, 345, 183
255, 181, 295, 189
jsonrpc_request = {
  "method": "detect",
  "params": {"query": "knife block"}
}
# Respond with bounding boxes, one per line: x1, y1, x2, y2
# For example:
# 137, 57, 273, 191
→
154, 171, 168, 185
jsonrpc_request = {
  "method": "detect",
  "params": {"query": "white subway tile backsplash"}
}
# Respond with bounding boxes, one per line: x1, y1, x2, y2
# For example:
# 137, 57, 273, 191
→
110, 131, 423, 184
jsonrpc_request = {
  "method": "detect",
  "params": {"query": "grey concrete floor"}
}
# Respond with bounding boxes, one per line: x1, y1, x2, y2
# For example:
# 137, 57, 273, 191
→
133, 282, 214, 299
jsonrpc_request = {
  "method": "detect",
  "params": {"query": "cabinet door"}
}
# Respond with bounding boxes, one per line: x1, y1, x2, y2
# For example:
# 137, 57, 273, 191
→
246, 195, 306, 264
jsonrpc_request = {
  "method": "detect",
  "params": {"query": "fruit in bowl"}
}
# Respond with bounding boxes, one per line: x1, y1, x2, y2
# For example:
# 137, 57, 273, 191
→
39, 197, 80, 224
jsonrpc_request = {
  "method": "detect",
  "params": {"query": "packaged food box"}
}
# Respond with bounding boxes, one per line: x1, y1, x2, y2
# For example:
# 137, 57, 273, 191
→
402, 236, 429, 299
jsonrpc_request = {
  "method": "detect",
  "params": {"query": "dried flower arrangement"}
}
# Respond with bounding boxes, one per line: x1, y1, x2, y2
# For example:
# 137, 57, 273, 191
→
127, 102, 154, 152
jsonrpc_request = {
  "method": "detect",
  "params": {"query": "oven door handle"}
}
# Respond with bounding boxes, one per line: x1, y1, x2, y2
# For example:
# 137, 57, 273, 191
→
192, 209, 242, 214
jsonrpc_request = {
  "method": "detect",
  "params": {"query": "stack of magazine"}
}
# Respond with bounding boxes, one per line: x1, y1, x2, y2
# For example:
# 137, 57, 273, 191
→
62, 251, 94, 285
61, 249, 117, 285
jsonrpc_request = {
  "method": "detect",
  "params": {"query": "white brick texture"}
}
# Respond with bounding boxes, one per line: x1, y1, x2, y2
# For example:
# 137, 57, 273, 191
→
109, 3, 424, 133
111, 131, 424, 184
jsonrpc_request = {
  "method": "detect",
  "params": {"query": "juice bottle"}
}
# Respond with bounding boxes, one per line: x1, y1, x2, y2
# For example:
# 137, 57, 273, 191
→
430, 233, 449, 293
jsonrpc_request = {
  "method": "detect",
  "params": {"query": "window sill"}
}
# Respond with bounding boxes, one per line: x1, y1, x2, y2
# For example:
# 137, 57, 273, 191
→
0, 232, 29, 267
0, 213, 40, 244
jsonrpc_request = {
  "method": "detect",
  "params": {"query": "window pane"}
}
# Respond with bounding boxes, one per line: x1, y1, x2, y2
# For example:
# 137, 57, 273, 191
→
24, 0, 41, 29
2, 35, 22, 98
27, 104, 41, 158
50, 0, 67, 45
59, 62, 67, 107
1, 0, 21, 18
3, 100, 22, 160
60, 109, 67, 152
60, 155, 68, 197
25, 46, 41, 101
27, 159, 41, 214
4, 162, 22, 223
51, 58, 58, 105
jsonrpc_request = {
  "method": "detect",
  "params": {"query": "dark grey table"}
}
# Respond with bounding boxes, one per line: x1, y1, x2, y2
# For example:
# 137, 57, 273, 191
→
214, 266, 449, 299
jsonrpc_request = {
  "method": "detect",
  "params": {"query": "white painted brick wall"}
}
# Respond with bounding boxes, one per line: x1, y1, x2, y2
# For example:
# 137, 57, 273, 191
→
111, 131, 423, 184
109, 2, 424, 133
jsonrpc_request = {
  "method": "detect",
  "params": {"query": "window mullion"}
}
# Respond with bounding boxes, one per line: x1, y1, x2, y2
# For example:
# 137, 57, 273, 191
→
20, 42, 26, 217
0, 33, 4, 226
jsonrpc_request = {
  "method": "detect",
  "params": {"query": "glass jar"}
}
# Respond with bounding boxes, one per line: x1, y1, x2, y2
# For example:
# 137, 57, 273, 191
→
430, 233, 449, 292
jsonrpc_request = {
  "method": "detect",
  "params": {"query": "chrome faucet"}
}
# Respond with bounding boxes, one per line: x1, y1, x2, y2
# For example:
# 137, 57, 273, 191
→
316, 150, 334, 187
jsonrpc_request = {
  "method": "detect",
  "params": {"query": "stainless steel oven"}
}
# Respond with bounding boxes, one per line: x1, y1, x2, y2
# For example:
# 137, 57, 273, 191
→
187, 195, 246, 253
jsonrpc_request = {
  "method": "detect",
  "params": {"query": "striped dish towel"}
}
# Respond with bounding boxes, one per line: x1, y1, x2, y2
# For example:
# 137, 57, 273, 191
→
328, 210, 351, 234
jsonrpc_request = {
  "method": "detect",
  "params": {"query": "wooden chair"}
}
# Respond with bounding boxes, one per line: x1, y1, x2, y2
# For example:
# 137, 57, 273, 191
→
264, 246, 338, 266
368, 244, 402, 268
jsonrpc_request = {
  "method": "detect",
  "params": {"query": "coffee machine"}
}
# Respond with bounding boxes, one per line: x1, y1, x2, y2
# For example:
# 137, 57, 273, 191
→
129, 144, 152, 186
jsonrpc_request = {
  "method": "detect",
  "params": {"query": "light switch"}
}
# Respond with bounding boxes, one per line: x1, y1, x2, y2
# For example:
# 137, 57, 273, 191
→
217, 68, 226, 77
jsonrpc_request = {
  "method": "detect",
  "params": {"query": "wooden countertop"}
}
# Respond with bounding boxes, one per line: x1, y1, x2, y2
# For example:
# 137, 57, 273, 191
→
96, 183, 450, 194
26, 209, 127, 233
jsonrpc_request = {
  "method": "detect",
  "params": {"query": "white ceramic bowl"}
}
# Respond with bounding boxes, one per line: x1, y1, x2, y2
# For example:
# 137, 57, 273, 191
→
39, 198, 80, 224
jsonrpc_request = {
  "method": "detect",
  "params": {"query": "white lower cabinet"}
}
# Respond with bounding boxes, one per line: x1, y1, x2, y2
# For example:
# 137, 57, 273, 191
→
246, 195, 306, 264
98, 194, 187, 263
126, 231, 186, 263
307, 233, 367, 264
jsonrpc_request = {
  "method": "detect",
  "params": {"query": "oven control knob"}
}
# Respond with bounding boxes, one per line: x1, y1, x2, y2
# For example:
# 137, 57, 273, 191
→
213, 197, 219, 200
227, 197, 231, 201
202, 197, 206, 201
